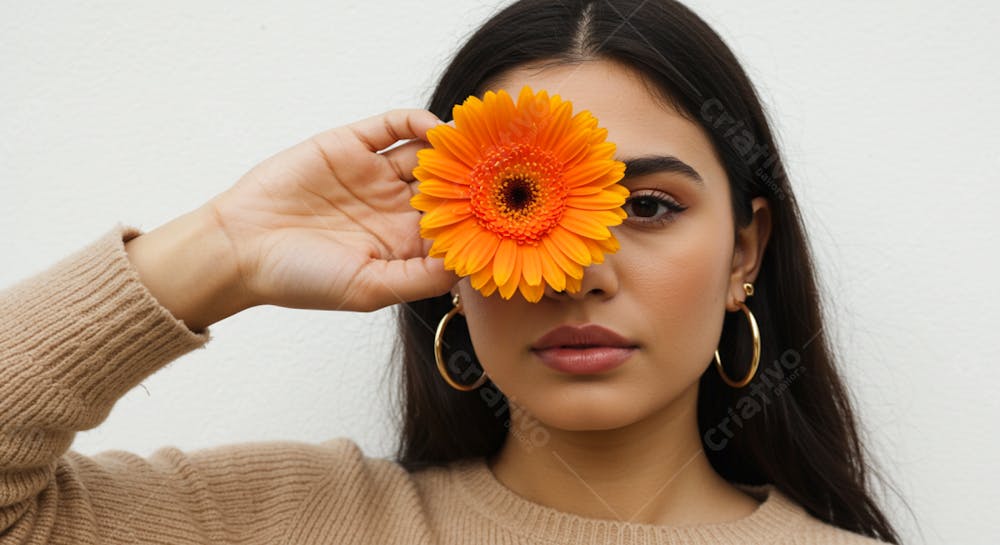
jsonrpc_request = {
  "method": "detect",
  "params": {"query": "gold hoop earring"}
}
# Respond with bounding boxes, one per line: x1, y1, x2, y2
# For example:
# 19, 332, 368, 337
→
434, 293, 489, 391
714, 282, 761, 388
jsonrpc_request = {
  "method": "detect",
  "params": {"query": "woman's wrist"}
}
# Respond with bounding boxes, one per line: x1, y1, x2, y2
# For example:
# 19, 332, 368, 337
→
124, 204, 252, 333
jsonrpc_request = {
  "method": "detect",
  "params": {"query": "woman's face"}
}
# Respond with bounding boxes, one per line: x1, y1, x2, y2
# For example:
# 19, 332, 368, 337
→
454, 59, 769, 431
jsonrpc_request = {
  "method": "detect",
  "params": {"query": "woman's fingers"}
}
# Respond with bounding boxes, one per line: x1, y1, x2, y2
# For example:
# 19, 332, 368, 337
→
344, 108, 443, 152
356, 255, 458, 310
302, 108, 441, 190
380, 137, 432, 183
212, 108, 458, 312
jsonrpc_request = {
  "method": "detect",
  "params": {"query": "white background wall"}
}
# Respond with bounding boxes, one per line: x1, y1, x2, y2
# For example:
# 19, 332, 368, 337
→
2, 1, 996, 543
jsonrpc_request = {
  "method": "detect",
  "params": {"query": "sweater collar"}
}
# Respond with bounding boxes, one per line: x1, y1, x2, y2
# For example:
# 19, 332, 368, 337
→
449, 456, 809, 544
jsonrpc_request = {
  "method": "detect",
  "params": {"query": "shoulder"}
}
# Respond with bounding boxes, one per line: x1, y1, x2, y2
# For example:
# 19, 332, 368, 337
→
207, 436, 419, 495
791, 515, 892, 544
737, 484, 892, 545
86, 436, 419, 508
271, 437, 437, 541
761, 487, 892, 545
58, 437, 424, 543
74, 436, 389, 500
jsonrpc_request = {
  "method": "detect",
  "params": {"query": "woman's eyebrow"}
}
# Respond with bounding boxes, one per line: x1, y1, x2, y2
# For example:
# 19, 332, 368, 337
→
618, 155, 705, 189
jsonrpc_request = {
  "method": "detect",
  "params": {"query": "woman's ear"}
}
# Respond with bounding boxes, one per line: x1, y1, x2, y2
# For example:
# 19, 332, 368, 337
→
728, 197, 772, 306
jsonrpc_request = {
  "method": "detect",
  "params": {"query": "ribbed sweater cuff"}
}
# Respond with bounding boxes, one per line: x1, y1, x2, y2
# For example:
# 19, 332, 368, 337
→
0, 222, 212, 424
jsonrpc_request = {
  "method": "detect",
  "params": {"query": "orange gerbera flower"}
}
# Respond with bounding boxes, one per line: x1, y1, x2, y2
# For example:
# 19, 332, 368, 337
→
409, 85, 628, 303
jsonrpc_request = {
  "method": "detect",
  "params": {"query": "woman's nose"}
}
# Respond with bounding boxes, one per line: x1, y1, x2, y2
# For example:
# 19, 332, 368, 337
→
542, 259, 618, 301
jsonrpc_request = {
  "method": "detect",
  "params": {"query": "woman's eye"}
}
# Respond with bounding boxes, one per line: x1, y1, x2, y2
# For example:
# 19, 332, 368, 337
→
622, 192, 687, 225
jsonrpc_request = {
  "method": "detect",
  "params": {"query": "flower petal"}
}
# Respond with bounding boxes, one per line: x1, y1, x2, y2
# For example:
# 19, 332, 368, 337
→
588, 128, 612, 147
568, 183, 605, 196
564, 274, 583, 294
409, 191, 446, 212
581, 237, 605, 264
428, 216, 479, 257
541, 236, 584, 279
569, 208, 624, 227
493, 238, 518, 287
452, 97, 493, 150
596, 235, 621, 253
444, 224, 487, 272
518, 275, 546, 303
535, 98, 572, 150
427, 124, 481, 167
560, 208, 612, 239
516, 85, 538, 114
563, 159, 617, 188
414, 150, 471, 184
551, 126, 591, 164
520, 244, 543, 286
471, 262, 494, 290
567, 190, 626, 210
606, 184, 630, 198
587, 141, 617, 160
478, 276, 499, 297
538, 246, 567, 291
481, 91, 504, 146
498, 247, 523, 299
416, 178, 471, 199
492, 89, 519, 145
569, 159, 624, 189
454, 229, 501, 277
565, 135, 614, 171
595, 167, 626, 188
420, 200, 473, 230
546, 226, 592, 268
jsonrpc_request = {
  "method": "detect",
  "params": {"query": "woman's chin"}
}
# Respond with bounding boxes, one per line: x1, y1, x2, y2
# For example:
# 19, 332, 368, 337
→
510, 388, 651, 432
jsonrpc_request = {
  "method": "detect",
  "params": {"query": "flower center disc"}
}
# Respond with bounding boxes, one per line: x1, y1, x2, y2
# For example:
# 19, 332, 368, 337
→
468, 143, 567, 245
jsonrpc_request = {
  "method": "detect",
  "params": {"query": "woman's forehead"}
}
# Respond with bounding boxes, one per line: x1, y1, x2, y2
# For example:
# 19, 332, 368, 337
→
486, 59, 723, 184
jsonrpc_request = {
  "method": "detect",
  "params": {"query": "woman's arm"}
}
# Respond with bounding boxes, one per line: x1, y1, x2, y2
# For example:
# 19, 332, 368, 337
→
0, 224, 327, 543
123, 205, 252, 333
0, 109, 451, 542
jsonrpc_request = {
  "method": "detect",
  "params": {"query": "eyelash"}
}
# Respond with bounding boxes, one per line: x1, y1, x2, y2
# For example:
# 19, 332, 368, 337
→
622, 190, 688, 226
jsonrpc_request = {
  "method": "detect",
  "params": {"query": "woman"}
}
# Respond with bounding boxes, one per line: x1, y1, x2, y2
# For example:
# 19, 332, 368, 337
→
0, 0, 902, 543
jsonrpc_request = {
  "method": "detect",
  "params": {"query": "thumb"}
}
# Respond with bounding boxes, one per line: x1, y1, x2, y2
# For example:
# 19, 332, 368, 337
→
360, 256, 459, 308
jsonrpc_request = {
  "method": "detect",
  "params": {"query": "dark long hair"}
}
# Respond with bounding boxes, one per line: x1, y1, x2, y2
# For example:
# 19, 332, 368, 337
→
388, 1, 905, 542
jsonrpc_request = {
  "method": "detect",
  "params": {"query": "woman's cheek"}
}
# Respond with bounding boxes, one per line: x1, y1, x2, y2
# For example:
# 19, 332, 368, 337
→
628, 246, 729, 368
459, 290, 526, 371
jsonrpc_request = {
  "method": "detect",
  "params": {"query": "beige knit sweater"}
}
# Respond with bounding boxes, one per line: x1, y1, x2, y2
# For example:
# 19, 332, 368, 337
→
0, 222, 889, 544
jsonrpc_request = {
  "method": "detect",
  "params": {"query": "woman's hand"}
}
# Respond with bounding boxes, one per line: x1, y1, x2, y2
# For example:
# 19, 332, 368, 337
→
126, 108, 457, 331
204, 108, 457, 313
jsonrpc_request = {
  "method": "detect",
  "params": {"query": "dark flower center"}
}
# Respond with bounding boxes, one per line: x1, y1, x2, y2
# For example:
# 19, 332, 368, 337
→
468, 143, 568, 244
502, 177, 534, 211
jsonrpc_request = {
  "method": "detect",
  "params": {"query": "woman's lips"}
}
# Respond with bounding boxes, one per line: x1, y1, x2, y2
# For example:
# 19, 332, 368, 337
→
531, 346, 637, 374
